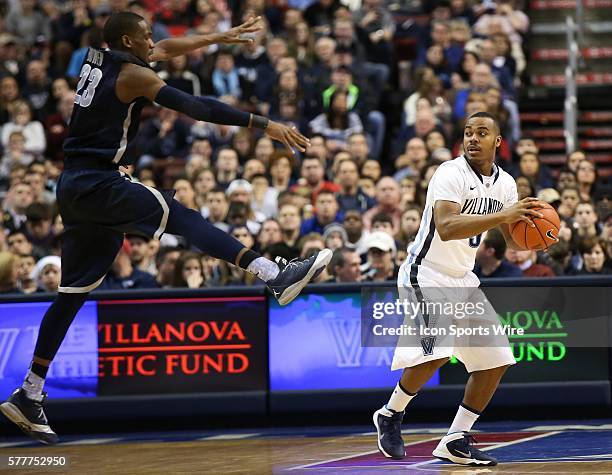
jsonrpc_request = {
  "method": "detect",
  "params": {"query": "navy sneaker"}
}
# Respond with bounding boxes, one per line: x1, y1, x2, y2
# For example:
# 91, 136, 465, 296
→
0, 388, 58, 445
373, 406, 406, 459
433, 432, 497, 466
267, 249, 332, 305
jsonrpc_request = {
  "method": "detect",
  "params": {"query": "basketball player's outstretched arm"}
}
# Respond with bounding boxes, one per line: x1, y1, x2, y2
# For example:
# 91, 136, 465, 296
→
434, 198, 544, 243
149, 17, 262, 62
116, 63, 309, 153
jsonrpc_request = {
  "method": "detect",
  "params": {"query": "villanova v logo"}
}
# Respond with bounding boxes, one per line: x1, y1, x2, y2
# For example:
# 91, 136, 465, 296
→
0, 329, 19, 379
324, 320, 363, 367
421, 336, 436, 356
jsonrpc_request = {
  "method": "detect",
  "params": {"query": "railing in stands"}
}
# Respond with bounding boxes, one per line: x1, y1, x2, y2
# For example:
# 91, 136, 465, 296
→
564, 15, 579, 154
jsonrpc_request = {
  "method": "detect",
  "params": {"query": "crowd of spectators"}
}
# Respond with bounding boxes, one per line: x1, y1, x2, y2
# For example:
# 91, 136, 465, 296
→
0, 0, 609, 294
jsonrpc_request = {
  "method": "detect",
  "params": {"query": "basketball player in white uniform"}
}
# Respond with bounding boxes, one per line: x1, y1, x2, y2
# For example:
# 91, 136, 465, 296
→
373, 112, 550, 466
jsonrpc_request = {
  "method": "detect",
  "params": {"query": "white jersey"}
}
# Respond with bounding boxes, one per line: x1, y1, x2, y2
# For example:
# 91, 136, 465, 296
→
406, 155, 518, 277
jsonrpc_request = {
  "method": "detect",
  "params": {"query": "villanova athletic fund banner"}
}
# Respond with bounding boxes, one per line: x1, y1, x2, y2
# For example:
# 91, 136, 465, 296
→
0, 301, 97, 400
361, 286, 611, 383
96, 296, 268, 396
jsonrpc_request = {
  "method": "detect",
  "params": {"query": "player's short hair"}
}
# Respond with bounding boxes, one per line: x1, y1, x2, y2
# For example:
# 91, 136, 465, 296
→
103, 11, 145, 49
466, 111, 500, 135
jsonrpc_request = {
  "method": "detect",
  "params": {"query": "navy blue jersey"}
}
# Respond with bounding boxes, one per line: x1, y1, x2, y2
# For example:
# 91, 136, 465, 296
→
63, 48, 151, 166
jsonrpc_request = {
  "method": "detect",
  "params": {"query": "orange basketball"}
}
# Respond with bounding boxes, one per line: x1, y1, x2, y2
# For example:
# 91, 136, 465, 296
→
509, 202, 560, 250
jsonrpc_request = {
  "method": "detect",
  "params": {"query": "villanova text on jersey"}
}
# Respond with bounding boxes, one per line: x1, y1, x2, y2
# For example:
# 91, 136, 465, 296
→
460, 197, 504, 216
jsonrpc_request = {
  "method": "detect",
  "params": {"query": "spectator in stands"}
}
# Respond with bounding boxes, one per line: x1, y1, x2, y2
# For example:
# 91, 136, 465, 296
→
1, 100, 46, 156
24, 202, 54, 256
309, 90, 364, 150
474, 229, 522, 278
226, 179, 265, 231
575, 159, 598, 202
360, 159, 381, 183
21, 60, 53, 121
44, 90, 75, 162
298, 232, 325, 259
557, 167, 578, 192
473, 0, 529, 45
0, 251, 19, 293
575, 237, 610, 275
362, 231, 397, 282
251, 174, 278, 219
484, 86, 520, 148
301, 190, 342, 234
203, 187, 229, 232
278, 203, 302, 253
5, 0, 51, 48
425, 130, 447, 156
342, 209, 368, 255
505, 249, 555, 277
336, 159, 375, 213
296, 156, 340, 202
99, 240, 158, 290
0, 132, 35, 179
0, 76, 21, 124
211, 49, 241, 99
453, 62, 496, 121
186, 138, 214, 171
478, 38, 514, 97
322, 222, 348, 250
215, 147, 240, 189
566, 149, 586, 173
304, 0, 341, 36
191, 167, 217, 210
172, 178, 198, 211
127, 235, 157, 276
16, 253, 36, 293
394, 137, 429, 182
513, 152, 554, 191
3, 182, 34, 232
269, 151, 294, 193
155, 246, 181, 288
257, 218, 283, 250
573, 201, 600, 244
348, 132, 371, 166
243, 158, 266, 182
140, 108, 192, 161
515, 175, 536, 201
327, 247, 362, 282
399, 176, 419, 208
397, 205, 422, 245
172, 251, 206, 288
363, 177, 402, 234
33, 255, 61, 293
558, 187, 580, 219
24, 168, 53, 204
158, 55, 201, 96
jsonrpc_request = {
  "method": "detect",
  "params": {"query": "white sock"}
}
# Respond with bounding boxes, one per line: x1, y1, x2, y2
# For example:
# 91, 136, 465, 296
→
22, 369, 45, 402
447, 403, 480, 435
384, 382, 416, 414
246, 257, 279, 282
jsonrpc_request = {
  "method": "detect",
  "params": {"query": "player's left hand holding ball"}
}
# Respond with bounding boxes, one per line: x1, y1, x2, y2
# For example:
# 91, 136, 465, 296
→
265, 121, 310, 154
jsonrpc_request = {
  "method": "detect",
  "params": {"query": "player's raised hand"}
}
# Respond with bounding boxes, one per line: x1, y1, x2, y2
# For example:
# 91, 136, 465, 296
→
216, 17, 263, 44
502, 197, 544, 228
265, 121, 310, 154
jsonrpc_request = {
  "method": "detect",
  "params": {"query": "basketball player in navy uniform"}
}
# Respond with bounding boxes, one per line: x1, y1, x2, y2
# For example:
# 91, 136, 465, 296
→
0, 13, 331, 444
372, 112, 555, 466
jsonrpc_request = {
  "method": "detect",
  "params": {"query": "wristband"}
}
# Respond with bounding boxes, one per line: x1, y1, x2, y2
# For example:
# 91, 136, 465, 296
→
250, 114, 269, 130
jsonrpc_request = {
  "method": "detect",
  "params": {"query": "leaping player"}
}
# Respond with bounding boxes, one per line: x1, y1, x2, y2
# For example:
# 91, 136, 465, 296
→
373, 112, 553, 466
0, 13, 331, 444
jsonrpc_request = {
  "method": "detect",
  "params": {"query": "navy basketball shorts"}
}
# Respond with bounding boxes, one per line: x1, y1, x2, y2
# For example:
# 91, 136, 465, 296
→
56, 168, 175, 293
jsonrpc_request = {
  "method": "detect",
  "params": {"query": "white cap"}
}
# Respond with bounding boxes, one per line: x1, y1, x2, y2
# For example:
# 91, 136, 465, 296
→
365, 231, 396, 255
226, 179, 253, 196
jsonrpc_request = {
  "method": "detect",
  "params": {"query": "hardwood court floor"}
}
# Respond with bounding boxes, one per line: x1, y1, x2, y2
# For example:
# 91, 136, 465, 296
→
1, 423, 611, 474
